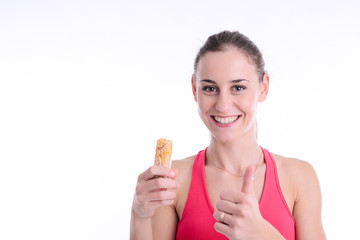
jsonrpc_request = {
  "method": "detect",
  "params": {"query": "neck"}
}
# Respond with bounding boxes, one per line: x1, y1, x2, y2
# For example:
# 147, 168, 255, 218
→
206, 130, 261, 175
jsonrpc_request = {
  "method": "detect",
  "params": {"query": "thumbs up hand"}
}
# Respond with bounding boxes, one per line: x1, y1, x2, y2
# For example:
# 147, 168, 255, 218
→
213, 166, 266, 240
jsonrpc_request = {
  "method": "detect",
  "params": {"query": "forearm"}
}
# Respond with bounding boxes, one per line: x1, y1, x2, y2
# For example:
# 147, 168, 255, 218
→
130, 210, 153, 240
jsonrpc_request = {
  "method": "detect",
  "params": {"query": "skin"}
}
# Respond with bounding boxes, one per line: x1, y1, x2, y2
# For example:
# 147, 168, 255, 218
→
130, 46, 326, 239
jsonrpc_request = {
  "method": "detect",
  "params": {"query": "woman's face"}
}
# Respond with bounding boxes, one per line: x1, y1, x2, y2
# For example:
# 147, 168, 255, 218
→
192, 47, 269, 143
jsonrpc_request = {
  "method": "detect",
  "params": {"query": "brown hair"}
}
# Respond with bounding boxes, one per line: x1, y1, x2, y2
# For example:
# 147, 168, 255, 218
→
193, 31, 265, 81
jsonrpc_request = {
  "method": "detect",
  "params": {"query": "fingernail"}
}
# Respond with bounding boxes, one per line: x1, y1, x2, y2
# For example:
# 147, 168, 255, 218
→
252, 175, 255, 180
170, 170, 176, 178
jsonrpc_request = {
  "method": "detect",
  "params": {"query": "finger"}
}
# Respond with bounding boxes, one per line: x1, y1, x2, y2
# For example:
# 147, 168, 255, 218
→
142, 199, 175, 210
216, 197, 252, 219
213, 210, 221, 222
147, 190, 177, 202
171, 168, 178, 179
219, 190, 246, 203
241, 165, 255, 194
138, 166, 177, 181
215, 199, 236, 215
136, 190, 176, 208
214, 221, 232, 237
213, 210, 233, 225
137, 177, 179, 194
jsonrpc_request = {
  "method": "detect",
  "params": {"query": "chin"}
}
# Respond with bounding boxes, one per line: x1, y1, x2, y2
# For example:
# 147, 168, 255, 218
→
210, 132, 239, 144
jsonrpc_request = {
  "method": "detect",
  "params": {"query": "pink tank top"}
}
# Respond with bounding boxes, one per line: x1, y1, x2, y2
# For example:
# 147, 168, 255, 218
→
176, 148, 295, 240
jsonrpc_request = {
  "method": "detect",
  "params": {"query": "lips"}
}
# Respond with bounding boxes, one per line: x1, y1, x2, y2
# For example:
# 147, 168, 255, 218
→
212, 115, 240, 124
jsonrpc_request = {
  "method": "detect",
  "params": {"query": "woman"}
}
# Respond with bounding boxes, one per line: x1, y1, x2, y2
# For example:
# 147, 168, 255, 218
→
130, 31, 326, 239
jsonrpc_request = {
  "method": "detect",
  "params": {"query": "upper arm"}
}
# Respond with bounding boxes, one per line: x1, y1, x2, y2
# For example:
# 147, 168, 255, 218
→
293, 161, 326, 239
151, 204, 178, 240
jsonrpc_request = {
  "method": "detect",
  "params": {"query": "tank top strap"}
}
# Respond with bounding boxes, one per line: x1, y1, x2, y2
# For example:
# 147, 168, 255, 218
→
261, 148, 293, 218
260, 148, 295, 240
178, 148, 213, 225
176, 148, 227, 240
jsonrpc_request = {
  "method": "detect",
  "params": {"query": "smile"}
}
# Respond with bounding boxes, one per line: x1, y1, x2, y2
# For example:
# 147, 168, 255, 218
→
212, 115, 240, 124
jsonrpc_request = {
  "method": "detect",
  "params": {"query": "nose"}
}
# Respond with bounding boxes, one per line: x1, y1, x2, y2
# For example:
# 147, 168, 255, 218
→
215, 92, 232, 113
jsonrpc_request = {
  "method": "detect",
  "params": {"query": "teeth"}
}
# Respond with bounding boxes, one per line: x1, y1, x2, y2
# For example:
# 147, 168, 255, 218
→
214, 116, 239, 124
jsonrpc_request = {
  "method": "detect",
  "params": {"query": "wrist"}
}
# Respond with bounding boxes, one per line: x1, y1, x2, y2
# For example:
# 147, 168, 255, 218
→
257, 220, 285, 240
131, 203, 154, 220
132, 194, 155, 219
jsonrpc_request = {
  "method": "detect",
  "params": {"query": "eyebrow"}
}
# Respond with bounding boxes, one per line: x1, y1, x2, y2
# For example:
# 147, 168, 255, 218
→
200, 79, 248, 84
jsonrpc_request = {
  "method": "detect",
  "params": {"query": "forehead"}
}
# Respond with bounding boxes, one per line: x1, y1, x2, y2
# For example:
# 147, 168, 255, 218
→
196, 48, 258, 81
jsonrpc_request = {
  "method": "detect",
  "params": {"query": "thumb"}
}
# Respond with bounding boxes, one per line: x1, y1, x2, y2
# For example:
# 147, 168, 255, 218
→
241, 165, 255, 194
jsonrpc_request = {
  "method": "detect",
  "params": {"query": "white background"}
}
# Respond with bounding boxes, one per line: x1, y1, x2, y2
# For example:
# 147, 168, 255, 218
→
0, 0, 359, 239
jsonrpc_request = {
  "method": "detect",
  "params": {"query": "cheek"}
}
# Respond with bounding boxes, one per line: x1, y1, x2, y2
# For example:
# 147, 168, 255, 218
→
197, 96, 213, 120
239, 94, 259, 113
197, 100, 208, 116
197, 95, 208, 109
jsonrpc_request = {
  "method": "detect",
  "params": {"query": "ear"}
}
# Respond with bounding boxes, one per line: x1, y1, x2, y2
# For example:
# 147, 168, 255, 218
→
259, 73, 269, 102
191, 74, 198, 102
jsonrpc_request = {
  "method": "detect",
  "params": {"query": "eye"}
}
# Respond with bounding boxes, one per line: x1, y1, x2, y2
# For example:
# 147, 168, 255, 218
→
232, 85, 246, 91
202, 86, 217, 92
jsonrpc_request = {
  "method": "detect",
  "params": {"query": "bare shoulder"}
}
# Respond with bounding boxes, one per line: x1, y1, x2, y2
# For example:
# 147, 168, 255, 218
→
271, 154, 326, 238
271, 153, 320, 203
272, 153, 318, 182
171, 155, 197, 219
172, 155, 196, 172
171, 155, 196, 188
